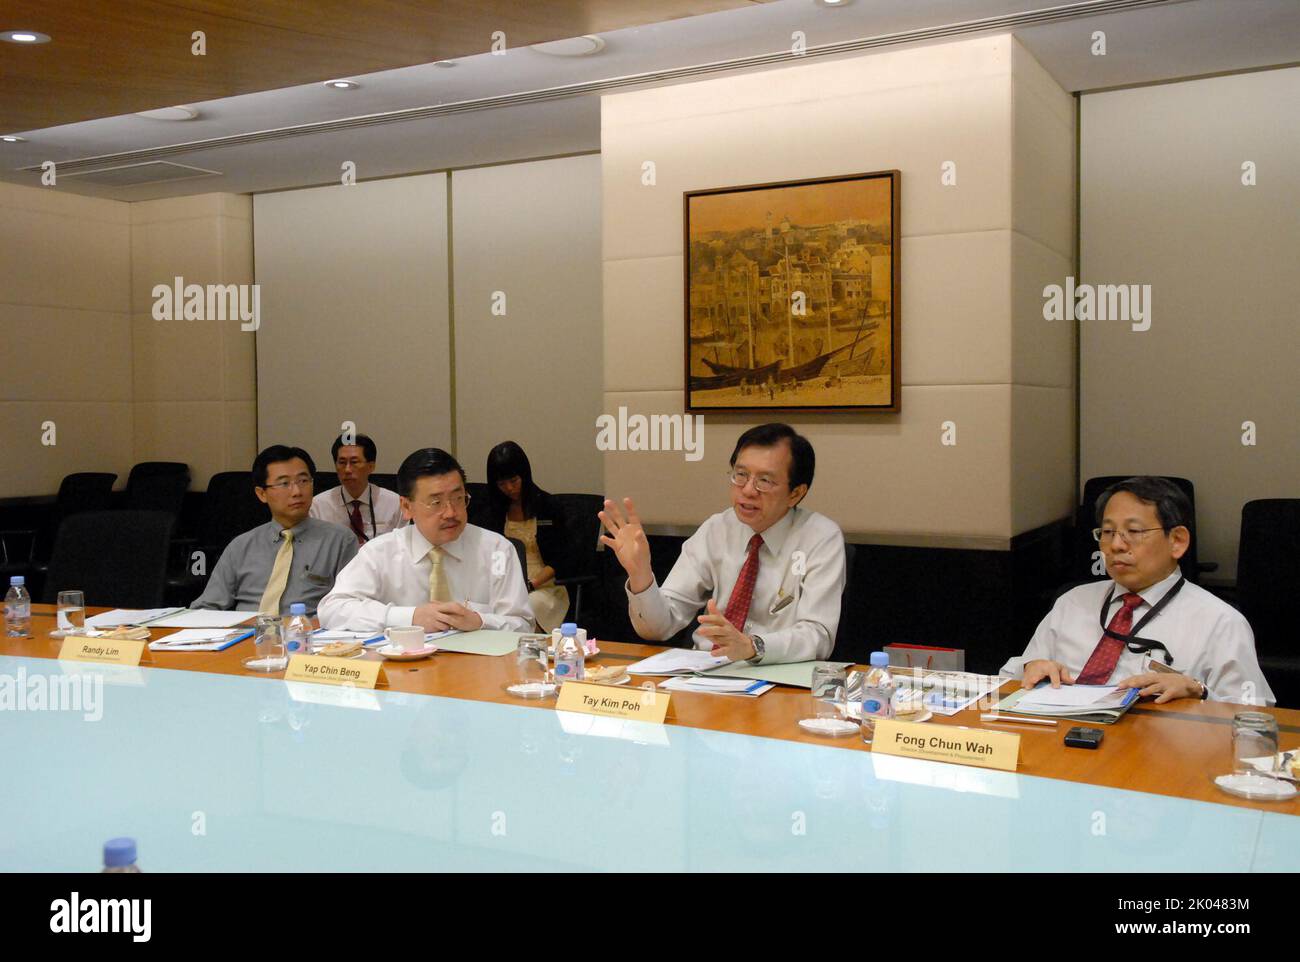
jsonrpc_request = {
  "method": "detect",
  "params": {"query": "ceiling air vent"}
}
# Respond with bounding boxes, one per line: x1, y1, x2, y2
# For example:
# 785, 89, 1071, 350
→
56, 160, 220, 187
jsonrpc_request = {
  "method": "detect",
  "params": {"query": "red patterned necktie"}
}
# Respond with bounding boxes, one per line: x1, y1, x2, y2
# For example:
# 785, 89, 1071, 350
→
1075, 592, 1144, 685
348, 500, 368, 545
723, 534, 764, 631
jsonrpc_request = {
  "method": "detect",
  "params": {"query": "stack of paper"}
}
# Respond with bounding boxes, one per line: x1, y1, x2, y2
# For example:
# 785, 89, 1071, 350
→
148, 629, 252, 652
626, 649, 733, 676
659, 676, 774, 697
86, 608, 184, 629
997, 684, 1139, 724
147, 610, 259, 629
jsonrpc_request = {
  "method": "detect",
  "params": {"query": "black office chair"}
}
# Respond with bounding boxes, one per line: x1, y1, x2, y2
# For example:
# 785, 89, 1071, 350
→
370, 473, 399, 494
124, 462, 190, 517
1237, 499, 1300, 708
466, 482, 492, 528
313, 471, 341, 495
1, 472, 117, 585
42, 510, 175, 609
166, 472, 271, 600
553, 493, 605, 626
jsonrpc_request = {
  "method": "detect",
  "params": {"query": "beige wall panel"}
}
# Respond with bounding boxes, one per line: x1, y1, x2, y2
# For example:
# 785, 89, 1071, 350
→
0, 304, 132, 403
0, 401, 134, 497
1011, 384, 1076, 534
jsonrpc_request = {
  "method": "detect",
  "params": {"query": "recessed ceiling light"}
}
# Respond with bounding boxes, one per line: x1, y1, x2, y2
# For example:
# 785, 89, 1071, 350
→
814, 0, 854, 7
134, 105, 199, 121
1, 30, 51, 43
530, 35, 605, 57
1, 135, 27, 143
324, 79, 360, 90
434, 60, 456, 69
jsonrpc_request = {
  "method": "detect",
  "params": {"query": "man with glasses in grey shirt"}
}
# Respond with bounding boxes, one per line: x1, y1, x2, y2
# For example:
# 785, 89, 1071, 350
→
600, 423, 846, 665
190, 445, 358, 615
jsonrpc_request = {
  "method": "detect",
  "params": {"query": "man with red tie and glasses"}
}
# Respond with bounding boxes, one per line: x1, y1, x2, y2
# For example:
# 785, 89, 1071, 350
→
1003, 476, 1274, 705
599, 423, 846, 665
309, 433, 405, 545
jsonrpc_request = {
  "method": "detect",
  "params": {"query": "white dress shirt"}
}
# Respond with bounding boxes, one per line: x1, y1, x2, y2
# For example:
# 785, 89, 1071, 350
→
310, 483, 406, 542
626, 506, 846, 665
317, 523, 532, 633
1001, 568, 1276, 706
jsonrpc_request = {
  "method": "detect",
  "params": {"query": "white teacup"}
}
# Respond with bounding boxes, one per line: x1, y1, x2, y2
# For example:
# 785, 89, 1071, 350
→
386, 626, 426, 652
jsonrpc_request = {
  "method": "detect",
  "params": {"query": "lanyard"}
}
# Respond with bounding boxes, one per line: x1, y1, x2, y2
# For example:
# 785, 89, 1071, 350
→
340, 485, 376, 541
1097, 574, 1186, 667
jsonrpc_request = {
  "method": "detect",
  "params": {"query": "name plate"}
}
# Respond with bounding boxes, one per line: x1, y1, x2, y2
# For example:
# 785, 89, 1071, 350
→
554, 680, 671, 724
871, 719, 1019, 772
58, 637, 146, 666
284, 655, 387, 689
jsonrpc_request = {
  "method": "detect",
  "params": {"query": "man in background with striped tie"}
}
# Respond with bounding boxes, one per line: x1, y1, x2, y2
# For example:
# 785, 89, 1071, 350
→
191, 445, 359, 615
1003, 476, 1274, 705
318, 447, 532, 634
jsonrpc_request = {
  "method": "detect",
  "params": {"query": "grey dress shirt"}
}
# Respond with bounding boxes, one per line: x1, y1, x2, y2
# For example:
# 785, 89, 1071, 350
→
190, 517, 359, 615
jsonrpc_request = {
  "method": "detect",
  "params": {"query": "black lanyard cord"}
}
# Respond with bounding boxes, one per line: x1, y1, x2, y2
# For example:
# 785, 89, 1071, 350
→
1098, 574, 1186, 667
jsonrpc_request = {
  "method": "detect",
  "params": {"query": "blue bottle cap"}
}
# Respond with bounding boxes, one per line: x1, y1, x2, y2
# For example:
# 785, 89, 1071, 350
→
560, 622, 578, 635
9, 576, 23, 586
289, 603, 306, 616
869, 652, 890, 668
103, 837, 137, 868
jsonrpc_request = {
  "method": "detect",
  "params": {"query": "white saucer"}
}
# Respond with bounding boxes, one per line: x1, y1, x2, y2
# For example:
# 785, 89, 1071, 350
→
378, 644, 438, 661
309, 646, 366, 659
798, 717, 860, 738
582, 671, 630, 686
1214, 772, 1298, 801
505, 681, 557, 699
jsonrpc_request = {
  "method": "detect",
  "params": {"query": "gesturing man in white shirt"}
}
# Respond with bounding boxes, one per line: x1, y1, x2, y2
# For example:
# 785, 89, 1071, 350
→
318, 447, 532, 634
309, 433, 405, 545
600, 423, 846, 665
1002, 476, 1275, 706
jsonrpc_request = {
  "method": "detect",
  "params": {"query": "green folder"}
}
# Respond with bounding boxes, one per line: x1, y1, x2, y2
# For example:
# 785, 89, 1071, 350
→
701, 660, 852, 689
433, 630, 522, 657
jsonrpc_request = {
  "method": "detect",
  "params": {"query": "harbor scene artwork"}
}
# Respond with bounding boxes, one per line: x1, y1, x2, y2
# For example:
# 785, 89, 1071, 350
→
684, 170, 899, 412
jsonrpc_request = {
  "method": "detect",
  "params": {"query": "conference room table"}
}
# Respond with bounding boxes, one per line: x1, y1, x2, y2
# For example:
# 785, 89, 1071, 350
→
3, 605, 1297, 872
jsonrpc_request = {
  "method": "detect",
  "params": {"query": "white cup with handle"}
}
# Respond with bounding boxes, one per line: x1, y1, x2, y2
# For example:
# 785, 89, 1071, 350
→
386, 625, 426, 653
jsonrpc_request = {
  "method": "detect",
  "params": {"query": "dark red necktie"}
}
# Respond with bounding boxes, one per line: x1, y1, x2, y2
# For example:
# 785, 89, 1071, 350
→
348, 500, 368, 545
723, 534, 764, 631
1076, 592, 1143, 685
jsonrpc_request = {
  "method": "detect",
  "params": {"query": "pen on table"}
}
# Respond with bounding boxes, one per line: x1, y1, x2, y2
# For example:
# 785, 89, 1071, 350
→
980, 713, 1057, 727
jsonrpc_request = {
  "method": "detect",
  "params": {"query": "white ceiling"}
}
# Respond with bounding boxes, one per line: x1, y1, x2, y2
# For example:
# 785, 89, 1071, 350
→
2, 0, 1297, 200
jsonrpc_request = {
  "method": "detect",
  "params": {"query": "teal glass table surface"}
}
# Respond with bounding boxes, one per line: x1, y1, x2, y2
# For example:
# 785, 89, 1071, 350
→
2, 655, 1296, 872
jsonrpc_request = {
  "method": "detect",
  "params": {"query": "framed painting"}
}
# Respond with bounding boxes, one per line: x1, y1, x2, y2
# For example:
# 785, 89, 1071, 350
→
683, 170, 900, 413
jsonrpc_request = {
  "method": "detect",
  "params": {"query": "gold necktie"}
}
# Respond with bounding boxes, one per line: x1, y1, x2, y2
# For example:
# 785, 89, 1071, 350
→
428, 546, 451, 602
259, 529, 295, 614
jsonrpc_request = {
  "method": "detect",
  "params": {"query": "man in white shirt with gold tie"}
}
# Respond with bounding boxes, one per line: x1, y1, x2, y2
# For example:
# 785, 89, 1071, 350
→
318, 448, 532, 634
600, 423, 846, 665
1002, 476, 1274, 706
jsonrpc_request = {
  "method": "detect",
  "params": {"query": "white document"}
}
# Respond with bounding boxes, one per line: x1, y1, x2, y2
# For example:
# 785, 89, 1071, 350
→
1017, 684, 1128, 711
85, 608, 183, 629
148, 628, 248, 651
660, 676, 774, 697
147, 610, 260, 629
626, 648, 732, 676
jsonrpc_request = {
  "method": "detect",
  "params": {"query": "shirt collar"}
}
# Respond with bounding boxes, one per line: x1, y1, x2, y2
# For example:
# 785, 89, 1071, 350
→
727, 504, 798, 556
1112, 566, 1183, 609
269, 518, 306, 542
407, 523, 464, 563
339, 483, 371, 506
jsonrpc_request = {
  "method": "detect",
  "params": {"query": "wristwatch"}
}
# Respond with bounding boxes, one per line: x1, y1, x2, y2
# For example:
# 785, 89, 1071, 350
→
749, 634, 766, 663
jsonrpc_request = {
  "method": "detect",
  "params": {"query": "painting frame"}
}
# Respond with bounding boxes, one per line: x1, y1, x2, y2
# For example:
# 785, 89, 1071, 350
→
683, 169, 900, 414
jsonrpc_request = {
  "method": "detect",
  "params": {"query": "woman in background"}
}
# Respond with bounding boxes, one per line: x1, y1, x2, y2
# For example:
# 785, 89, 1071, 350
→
485, 441, 570, 633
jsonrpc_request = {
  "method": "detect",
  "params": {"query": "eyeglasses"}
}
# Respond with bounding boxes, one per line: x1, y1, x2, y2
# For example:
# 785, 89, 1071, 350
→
414, 493, 471, 512
728, 469, 785, 494
336, 458, 370, 469
262, 476, 314, 492
1093, 526, 1166, 545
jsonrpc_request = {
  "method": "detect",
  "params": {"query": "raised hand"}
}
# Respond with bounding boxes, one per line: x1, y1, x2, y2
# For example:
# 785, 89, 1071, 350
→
598, 497, 653, 593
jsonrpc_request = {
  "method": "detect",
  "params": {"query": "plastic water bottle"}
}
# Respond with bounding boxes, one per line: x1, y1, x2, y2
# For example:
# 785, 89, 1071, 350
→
284, 603, 312, 655
553, 622, 584, 685
101, 837, 142, 873
5, 576, 31, 637
860, 652, 896, 742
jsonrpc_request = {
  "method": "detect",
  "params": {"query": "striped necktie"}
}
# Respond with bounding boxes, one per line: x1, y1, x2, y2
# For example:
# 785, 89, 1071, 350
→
258, 528, 295, 614
723, 534, 764, 631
